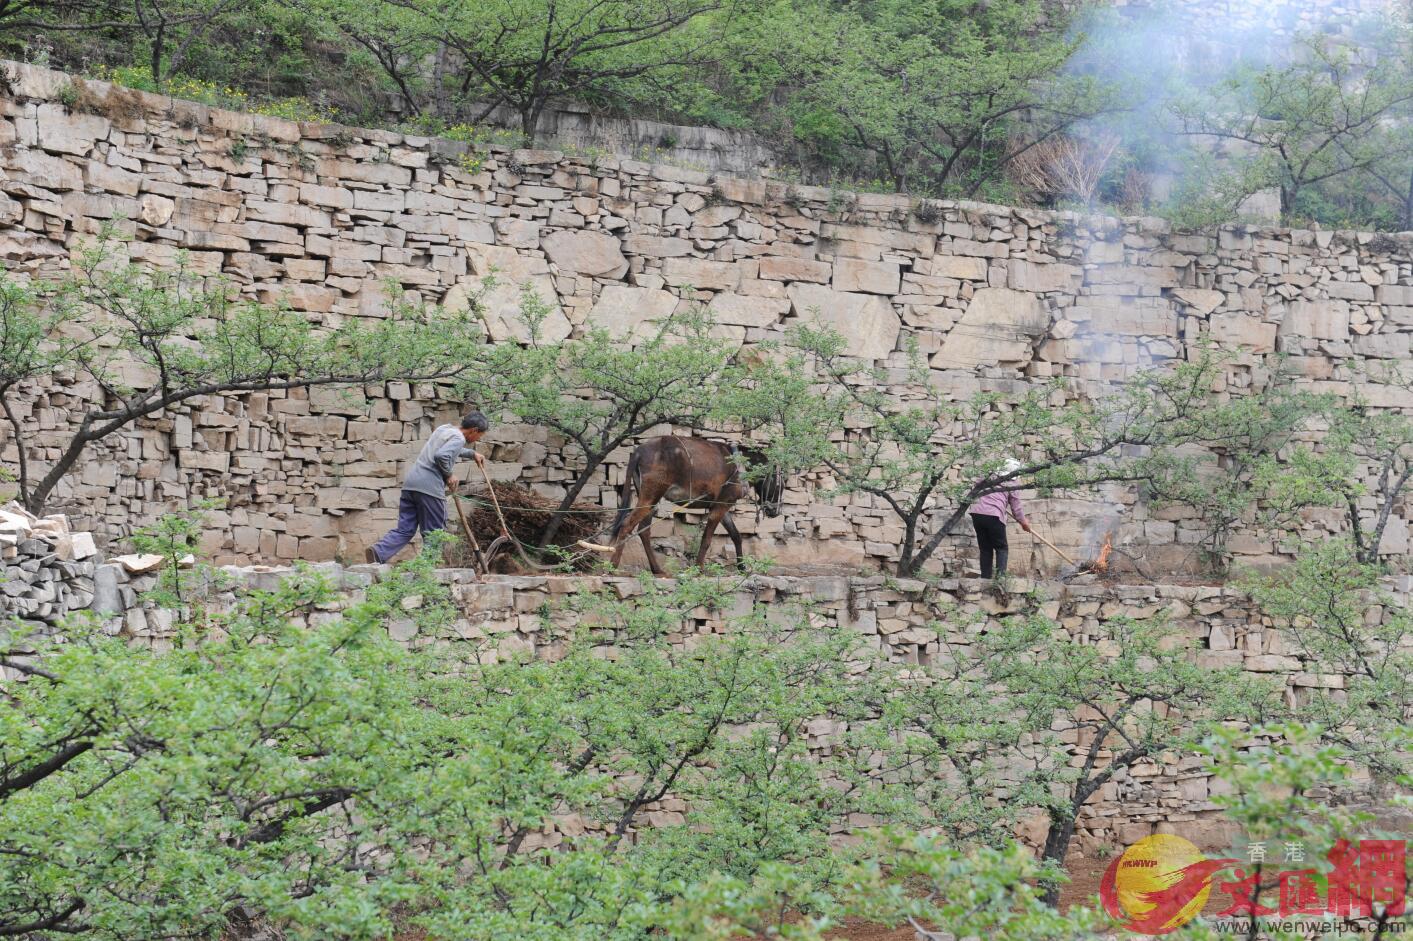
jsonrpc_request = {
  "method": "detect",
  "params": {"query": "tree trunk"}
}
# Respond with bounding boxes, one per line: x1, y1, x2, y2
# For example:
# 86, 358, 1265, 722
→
520, 102, 542, 146
901, 504, 970, 576
1040, 809, 1078, 907
1403, 168, 1413, 231
430, 41, 453, 119
1346, 496, 1372, 564
23, 429, 93, 515
895, 516, 918, 576
0, 389, 30, 509
151, 22, 165, 87
1361, 464, 1412, 566
537, 453, 605, 547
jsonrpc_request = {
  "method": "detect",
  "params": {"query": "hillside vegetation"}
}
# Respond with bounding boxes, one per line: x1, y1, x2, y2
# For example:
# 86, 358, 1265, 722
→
8, 0, 1413, 229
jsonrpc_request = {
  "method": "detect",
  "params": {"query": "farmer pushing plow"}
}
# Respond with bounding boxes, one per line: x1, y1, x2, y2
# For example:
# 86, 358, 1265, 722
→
365, 411, 490, 564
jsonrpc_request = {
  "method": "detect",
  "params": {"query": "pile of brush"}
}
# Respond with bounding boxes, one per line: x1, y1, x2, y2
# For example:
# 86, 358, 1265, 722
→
444, 482, 606, 571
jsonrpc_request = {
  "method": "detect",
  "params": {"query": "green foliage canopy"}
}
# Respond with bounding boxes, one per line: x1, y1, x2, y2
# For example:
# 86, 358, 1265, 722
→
779, 0, 1113, 195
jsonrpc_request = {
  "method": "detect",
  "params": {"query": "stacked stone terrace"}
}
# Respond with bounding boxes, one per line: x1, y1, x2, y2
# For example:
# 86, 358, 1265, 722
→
1, 61, 1411, 575
84, 562, 1397, 850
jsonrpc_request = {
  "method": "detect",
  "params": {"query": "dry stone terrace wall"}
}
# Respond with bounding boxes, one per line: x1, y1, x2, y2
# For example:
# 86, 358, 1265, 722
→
3, 61, 1413, 573
474, 99, 779, 178
84, 564, 1401, 851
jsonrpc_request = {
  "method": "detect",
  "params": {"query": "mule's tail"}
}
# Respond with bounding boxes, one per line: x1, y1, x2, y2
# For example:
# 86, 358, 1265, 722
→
609, 449, 640, 542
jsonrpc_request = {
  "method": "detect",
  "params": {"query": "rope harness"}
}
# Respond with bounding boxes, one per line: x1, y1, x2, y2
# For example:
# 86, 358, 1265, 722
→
666, 434, 696, 516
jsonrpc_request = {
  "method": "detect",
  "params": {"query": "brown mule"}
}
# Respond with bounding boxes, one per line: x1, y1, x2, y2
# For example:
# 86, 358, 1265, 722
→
607, 436, 782, 574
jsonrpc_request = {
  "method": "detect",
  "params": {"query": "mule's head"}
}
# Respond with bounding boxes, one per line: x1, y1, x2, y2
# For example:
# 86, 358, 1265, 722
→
738, 446, 784, 518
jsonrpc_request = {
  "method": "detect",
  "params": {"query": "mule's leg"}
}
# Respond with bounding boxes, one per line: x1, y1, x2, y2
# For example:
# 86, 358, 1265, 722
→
636, 512, 666, 576
695, 503, 730, 568
721, 512, 746, 569
611, 500, 657, 571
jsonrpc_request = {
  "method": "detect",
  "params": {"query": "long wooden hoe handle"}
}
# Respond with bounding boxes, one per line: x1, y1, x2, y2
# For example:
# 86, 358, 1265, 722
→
1029, 528, 1079, 566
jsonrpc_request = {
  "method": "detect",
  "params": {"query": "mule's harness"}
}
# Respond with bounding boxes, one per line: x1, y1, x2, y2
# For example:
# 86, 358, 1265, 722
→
665, 435, 749, 513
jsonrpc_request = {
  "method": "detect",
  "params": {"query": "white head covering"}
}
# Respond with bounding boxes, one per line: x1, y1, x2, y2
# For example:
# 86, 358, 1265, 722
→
1002, 457, 1023, 475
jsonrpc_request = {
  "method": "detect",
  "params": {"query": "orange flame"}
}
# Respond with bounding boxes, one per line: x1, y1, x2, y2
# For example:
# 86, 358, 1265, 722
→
1092, 532, 1113, 574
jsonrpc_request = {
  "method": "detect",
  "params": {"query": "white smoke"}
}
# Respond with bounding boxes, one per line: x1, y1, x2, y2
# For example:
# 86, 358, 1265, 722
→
1060, 0, 1399, 215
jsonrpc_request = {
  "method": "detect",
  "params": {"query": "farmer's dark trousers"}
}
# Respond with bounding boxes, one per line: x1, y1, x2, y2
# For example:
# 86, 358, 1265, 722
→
970, 512, 1009, 579
369, 490, 447, 563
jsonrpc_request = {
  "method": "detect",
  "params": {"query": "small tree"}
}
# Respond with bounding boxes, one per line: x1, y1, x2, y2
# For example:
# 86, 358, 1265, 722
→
299, 0, 442, 118
0, 234, 486, 514
978, 612, 1278, 903
124, 0, 253, 88
2, 540, 898, 938
787, 326, 1228, 576
1173, 30, 1413, 222
783, 0, 1113, 194
1245, 540, 1413, 776
1144, 368, 1337, 574
469, 296, 810, 548
312, 0, 733, 138
1009, 132, 1123, 209
849, 621, 1051, 847
1352, 119, 1413, 230
1192, 724, 1411, 941
1321, 375, 1413, 566
367, 563, 909, 937
126, 499, 230, 613
0, 0, 274, 89
848, 591, 1277, 907
0, 565, 421, 939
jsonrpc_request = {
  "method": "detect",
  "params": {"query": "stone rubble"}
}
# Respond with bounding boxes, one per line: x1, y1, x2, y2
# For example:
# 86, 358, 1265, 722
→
0, 501, 100, 627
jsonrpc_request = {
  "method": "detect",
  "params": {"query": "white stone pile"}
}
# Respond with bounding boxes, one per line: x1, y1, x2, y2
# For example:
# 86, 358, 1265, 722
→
0, 502, 100, 626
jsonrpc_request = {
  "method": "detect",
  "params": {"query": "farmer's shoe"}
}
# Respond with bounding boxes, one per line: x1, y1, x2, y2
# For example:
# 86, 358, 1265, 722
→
365, 546, 379, 564
993, 549, 1009, 578
992, 571, 1013, 602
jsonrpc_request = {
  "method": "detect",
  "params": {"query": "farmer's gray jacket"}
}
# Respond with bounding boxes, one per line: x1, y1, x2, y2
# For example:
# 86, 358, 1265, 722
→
403, 424, 477, 498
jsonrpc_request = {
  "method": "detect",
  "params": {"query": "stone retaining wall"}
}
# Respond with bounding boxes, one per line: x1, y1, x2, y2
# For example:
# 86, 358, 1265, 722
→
74, 563, 1400, 852
0, 503, 100, 626
2, 61, 1413, 575
474, 99, 779, 178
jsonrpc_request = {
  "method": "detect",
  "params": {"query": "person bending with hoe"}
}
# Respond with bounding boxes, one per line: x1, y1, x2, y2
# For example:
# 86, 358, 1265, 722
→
967, 458, 1031, 579
366, 411, 489, 564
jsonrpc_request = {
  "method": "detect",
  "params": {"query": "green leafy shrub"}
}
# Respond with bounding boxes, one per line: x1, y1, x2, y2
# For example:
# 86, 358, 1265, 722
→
96, 65, 340, 123
0, 553, 919, 939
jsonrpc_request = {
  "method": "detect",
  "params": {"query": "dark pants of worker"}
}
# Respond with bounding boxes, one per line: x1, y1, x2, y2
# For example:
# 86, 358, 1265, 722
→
970, 512, 1009, 579
369, 490, 447, 563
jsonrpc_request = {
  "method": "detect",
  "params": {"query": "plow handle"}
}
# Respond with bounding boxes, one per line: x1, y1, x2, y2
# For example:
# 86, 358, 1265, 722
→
450, 488, 489, 574
477, 461, 512, 537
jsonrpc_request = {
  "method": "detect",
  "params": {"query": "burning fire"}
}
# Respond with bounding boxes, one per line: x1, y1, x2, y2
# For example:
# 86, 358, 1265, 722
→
1092, 532, 1113, 574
